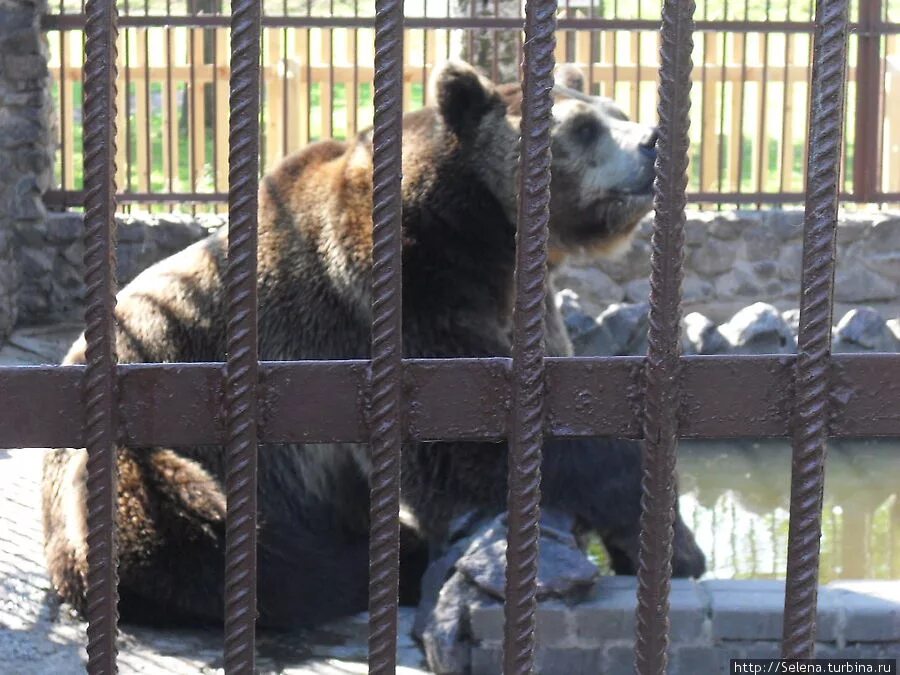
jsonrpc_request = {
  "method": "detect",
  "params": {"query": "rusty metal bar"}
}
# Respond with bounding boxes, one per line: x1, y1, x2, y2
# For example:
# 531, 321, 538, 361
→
367, 0, 404, 667
2, 355, 900, 450
781, 0, 850, 659
633, 0, 694, 672
81, 0, 120, 669
852, 0, 883, 201
222, 0, 261, 667
502, 0, 555, 671
47, 189, 874, 207
44, 13, 866, 31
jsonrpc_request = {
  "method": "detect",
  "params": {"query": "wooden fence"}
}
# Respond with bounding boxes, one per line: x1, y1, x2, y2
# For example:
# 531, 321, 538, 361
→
45, 20, 900, 209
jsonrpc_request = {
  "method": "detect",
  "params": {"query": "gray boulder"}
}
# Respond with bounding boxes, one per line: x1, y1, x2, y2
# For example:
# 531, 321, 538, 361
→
682, 312, 728, 355
718, 302, 795, 354
833, 307, 900, 353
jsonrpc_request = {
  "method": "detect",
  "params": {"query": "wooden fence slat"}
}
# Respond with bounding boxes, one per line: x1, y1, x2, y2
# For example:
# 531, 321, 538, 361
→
135, 28, 150, 193
266, 28, 284, 172
115, 29, 128, 196
45, 23, 892, 204
888, 37, 900, 191
780, 34, 795, 192
62, 31, 77, 190
190, 26, 206, 193
293, 28, 310, 146
320, 28, 333, 138
729, 33, 746, 193
701, 32, 720, 193
345, 27, 358, 134
216, 27, 230, 193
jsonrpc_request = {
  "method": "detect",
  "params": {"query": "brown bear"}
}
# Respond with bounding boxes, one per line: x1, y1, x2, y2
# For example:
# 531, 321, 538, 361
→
42, 61, 705, 629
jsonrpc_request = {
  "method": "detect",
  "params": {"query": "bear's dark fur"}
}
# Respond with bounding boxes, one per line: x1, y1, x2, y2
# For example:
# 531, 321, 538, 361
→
42, 62, 705, 629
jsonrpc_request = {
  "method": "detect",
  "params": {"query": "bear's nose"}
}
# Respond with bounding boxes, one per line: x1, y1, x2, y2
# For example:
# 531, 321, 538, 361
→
639, 127, 659, 158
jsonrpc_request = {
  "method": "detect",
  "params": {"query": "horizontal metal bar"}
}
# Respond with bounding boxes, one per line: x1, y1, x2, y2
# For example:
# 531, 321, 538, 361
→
688, 191, 855, 204
44, 190, 228, 206
47, 189, 900, 209
41, 13, 891, 33
2, 354, 899, 449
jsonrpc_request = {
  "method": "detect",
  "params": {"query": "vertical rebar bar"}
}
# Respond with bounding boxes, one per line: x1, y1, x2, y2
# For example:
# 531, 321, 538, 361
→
502, 0, 556, 672
633, 0, 695, 673
223, 0, 261, 668
781, 0, 850, 659
367, 0, 404, 669
81, 0, 120, 669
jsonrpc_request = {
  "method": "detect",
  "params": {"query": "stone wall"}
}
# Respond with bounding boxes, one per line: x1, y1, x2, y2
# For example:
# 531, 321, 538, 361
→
0, 0, 53, 340
14, 212, 222, 324
5, 208, 900, 338
555, 209, 900, 324
465, 578, 900, 674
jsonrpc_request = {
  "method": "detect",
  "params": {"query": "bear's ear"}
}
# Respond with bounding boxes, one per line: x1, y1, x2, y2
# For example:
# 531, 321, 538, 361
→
430, 61, 498, 135
554, 63, 586, 93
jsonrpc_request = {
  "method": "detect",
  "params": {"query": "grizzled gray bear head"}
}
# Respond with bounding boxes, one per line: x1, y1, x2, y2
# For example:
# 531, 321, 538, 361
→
499, 63, 658, 263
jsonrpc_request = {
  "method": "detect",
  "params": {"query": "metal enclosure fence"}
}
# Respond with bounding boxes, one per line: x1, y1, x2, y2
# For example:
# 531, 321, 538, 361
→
2, 0, 899, 674
40, 0, 900, 211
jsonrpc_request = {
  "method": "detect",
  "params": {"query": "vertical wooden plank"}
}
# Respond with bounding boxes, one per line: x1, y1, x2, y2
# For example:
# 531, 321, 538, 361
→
135, 28, 150, 193
295, 28, 310, 146
266, 28, 283, 172
216, 26, 230, 193
63, 31, 78, 191
345, 26, 358, 135
601, 27, 615, 98
576, 26, 590, 74
700, 32, 719, 193
887, 36, 900, 192
318, 28, 333, 137
630, 30, 640, 118
165, 26, 179, 192
115, 29, 128, 196
780, 33, 796, 192
727, 35, 746, 193
401, 30, 413, 112
191, 26, 206, 192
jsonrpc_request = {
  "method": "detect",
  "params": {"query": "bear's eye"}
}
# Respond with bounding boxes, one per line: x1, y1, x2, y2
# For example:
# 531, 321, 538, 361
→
572, 117, 601, 145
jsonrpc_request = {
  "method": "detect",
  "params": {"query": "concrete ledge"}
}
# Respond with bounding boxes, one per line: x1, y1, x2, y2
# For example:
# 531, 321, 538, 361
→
468, 578, 900, 675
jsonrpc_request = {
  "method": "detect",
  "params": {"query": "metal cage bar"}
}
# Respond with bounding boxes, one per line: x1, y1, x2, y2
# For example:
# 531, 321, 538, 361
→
12, 0, 900, 670
223, 0, 261, 668
81, 0, 121, 669
502, 0, 556, 671
781, 0, 850, 659
367, 0, 404, 668
633, 0, 695, 673
2, 354, 900, 451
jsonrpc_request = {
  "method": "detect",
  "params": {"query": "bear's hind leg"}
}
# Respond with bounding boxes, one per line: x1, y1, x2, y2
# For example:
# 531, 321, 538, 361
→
114, 448, 226, 626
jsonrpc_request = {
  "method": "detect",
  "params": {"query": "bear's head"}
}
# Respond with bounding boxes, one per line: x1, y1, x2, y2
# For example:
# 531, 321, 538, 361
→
419, 61, 656, 265
546, 65, 658, 260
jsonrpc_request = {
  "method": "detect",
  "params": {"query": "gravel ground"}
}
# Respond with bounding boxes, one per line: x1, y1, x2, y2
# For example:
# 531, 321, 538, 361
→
0, 323, 430, 674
